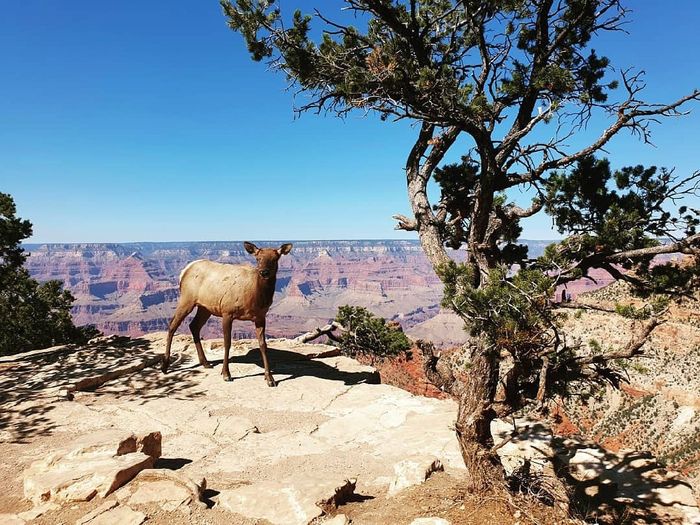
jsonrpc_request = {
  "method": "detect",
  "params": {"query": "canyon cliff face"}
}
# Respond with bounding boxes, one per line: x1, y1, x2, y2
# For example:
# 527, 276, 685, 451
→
23, 241, 462, 345
552, 282, 700, 496
23, 239, 602, 347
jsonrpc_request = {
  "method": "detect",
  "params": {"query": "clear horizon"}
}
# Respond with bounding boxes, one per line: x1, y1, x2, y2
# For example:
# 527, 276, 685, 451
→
20, 237, 559, 246
3, 1, 700, 243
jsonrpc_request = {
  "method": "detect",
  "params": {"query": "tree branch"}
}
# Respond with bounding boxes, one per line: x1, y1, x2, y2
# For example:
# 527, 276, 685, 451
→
392, 214, 417, 231
294, 321, 346, 344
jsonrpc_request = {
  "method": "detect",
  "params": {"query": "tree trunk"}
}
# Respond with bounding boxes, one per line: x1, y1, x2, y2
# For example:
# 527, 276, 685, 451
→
454, 342, 504, 491
406, 173, 451, 270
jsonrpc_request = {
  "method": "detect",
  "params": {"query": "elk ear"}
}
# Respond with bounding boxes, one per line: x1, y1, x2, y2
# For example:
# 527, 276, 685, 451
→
243, 241, 259, 255
278, 243, 293, 256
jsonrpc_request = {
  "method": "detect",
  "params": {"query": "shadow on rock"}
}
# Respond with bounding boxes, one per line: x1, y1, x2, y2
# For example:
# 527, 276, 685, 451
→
0, 336, 203, 443
553, 437, 699, 524
228, 346, 380, 386
154, 457, 193, 471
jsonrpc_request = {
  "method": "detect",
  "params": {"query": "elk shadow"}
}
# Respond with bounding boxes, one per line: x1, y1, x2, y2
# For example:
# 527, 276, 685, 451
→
209, 346, 381, 386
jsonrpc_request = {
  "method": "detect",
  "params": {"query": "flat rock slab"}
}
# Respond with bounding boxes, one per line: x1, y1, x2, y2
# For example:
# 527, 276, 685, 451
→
388, 456, 444, 496
81, 503, 146, 525
121, 468, 206, 512
491, 418, 553, 476
217, 477, 356, 525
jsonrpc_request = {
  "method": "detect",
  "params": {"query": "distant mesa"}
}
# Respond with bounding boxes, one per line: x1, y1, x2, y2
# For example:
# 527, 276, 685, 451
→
24, 240, 556, 344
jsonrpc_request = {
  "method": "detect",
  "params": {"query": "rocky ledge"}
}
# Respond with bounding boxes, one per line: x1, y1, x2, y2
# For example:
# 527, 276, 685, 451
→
0, 334, 464, 525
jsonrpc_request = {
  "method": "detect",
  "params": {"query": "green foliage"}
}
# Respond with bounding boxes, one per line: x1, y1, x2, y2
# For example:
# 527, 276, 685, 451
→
647, 260, 700, 296
614, 303, 651, 320
222, 1, 620, 124
544, 156, 699, 269
439, 261, 555, 355
0, 193, 101, 355
335, 305, 411, 359
588, 339, 602, 353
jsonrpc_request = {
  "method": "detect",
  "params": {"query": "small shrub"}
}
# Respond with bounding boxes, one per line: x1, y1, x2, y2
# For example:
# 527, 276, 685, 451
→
335, 305, 412, 360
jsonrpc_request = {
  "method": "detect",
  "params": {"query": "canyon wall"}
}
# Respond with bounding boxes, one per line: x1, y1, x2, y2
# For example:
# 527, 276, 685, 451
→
24, 239, 584, 346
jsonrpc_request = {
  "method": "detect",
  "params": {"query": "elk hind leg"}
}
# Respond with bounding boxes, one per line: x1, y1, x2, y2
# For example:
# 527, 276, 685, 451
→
189, 306, 212, 368
221, 314, 233, 382
163, 301, 194, 372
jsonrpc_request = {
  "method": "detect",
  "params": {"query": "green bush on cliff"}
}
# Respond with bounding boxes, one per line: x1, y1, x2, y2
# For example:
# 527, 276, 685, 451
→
0, 193, 101, 355
335, 305, 411, 360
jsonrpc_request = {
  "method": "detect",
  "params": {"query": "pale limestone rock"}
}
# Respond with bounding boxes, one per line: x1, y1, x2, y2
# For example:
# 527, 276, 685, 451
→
129, 481, 190, 511
23, 430, 161, 504
17, 502, 58, 521
83, 504, 146, 525
566, 447, 608, 481
217, 477, 356, 525
0, 514, 24, 525
76, 500, 120, 525
387, 457, 443, 496
557, 443, 700, 524
323, 514, 350, 525
409, 518, 451, 525
490, 418, 554, 476
6, 336, 468, 523
127, 469, 206, 511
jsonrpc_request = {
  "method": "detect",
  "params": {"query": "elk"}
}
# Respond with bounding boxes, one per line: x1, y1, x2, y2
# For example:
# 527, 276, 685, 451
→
161, 241, 292, 386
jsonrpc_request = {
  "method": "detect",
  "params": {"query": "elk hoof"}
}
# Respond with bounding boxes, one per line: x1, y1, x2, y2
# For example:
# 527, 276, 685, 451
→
161, 358, 170, 373
201, 361, 213, 369
223, 376, 233, 382
266, 377, 277, 387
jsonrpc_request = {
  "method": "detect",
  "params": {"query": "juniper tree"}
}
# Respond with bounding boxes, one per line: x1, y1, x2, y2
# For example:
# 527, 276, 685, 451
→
222, 0, 700, 489
0, 193, 100, 355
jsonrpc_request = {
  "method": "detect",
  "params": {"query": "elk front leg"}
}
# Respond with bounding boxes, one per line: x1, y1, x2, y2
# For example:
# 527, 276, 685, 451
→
222, 314, 233, 382
255, 319, 276, 387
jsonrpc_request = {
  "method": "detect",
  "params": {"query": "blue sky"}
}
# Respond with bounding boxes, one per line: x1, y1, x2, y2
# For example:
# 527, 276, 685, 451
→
2, 1, 699, 243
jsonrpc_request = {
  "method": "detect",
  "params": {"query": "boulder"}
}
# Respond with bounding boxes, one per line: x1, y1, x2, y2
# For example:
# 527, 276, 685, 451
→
387, 456, 443, 496
126, 469, 206, 511
23, 430, 161, 504
566, 446, 607, 482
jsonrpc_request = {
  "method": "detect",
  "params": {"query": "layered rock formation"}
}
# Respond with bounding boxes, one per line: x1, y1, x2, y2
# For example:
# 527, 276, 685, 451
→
23, 240, 564, 347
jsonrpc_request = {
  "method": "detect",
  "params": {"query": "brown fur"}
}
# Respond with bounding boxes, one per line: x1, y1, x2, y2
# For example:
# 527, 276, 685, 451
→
162, 241, 292, 386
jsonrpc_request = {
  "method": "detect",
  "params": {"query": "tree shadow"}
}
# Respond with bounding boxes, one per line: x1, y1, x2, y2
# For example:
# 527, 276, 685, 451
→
225, 346, 380, 386
0, 336, 203, 443
553, 437, 698, 524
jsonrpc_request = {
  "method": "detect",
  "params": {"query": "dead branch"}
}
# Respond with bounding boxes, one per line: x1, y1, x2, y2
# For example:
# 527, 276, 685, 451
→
569, 316, 662, 371
294, 321, 346, 343
392, 214, 418, 231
